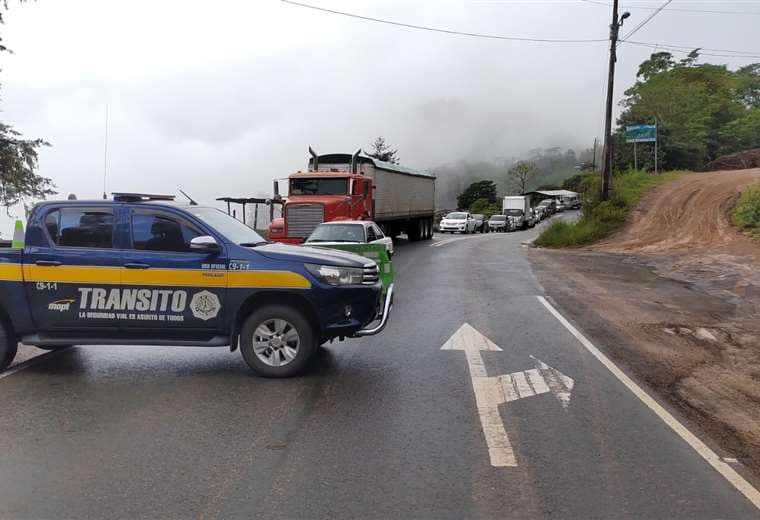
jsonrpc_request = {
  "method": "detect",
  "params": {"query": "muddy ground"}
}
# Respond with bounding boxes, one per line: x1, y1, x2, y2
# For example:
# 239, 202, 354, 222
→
529, 169, 760, 479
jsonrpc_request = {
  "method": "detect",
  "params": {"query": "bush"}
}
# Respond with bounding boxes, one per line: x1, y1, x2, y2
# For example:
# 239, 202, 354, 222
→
731, 184, 760, 237
534, 169, 685, 247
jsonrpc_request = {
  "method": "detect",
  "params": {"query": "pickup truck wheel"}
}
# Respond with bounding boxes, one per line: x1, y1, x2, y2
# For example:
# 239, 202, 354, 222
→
0, 322, 18, 372
240, 306, 316, 378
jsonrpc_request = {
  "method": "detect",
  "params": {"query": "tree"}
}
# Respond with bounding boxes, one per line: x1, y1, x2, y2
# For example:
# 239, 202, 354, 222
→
507, 161, 538, 195
468, 198, 500, 217
617, 54, 746, 170
456, 180, 497, 210
0, 123, 53, 207
367, 136, 399, 164
0, 1, 55, 209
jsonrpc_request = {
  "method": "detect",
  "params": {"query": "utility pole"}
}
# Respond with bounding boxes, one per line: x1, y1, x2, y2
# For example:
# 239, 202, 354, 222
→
600, 1, 630, 200
592, 136, 598, 170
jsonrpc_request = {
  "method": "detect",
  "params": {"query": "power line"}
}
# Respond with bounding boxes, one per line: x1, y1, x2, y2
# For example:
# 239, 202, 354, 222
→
280, 0, 606, 43
579, 0, 760, 16
623, 40, 760, 58
621, 0, 673, 40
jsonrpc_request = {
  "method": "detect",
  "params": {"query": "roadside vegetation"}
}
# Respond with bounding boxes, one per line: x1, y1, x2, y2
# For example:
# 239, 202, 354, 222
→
731, 184, 760, 238
534, 170, 684, 247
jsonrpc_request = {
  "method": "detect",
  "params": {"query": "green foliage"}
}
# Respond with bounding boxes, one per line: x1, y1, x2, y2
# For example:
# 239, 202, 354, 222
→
561, 173, 591, 192
468, 198, 501, 218
616, 52, 760, 171
719, 109, 760, 154
731, 184, 760, 237
534, 170, 684, 247
367, 136, 399, 164
456, 180, 497, 210
0, 123, 54, 206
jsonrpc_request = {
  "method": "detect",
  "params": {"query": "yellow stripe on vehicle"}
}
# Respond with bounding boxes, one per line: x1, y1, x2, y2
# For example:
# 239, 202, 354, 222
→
0, 263, 23, 281
228, 271, 310, 289
23, 264, 121, 284
20, 264, 310, 289
122, 268, 227, 287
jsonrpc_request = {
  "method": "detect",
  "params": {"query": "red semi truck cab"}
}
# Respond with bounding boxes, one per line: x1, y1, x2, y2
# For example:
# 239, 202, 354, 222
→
268, 150, 436, 244
268, 171, 372, 245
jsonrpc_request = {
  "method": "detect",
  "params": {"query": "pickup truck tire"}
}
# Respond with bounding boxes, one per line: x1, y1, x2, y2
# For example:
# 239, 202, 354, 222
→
240, 305, 316, 378
0, 321, 18, 372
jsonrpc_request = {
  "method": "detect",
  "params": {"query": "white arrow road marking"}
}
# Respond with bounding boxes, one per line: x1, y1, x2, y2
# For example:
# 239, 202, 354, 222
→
442, 323, 574, 467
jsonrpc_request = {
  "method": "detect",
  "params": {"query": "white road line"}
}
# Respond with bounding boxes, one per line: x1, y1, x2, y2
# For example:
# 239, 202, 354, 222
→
0, 347, 70, 381
537, 295, 760, 511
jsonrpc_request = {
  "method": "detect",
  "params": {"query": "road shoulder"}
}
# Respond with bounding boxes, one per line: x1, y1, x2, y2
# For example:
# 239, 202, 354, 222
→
528, 247, 760, 484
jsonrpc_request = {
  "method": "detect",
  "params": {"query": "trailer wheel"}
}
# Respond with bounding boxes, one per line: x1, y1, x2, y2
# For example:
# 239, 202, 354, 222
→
239, 305, 316, 378
0, 320, 18, 372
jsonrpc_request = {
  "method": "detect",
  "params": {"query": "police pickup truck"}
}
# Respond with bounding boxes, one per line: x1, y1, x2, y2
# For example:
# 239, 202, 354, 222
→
0, 194, 393, 377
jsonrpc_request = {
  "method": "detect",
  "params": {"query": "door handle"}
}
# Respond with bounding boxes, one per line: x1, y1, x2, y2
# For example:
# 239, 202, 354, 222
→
35, 260, 61, 266
124, 262, 150, 269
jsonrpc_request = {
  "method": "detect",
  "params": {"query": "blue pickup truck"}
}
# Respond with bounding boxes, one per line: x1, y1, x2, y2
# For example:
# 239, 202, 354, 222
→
0, 194, 393, 377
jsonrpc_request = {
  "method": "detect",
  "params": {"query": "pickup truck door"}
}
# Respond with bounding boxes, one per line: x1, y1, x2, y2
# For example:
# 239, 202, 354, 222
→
23, 205, 123, 330
120, 208, 227, 332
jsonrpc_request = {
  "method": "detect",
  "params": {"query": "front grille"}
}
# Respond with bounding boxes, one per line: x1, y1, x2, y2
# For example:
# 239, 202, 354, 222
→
287, 204, 324, 238
362, 263, 379, 285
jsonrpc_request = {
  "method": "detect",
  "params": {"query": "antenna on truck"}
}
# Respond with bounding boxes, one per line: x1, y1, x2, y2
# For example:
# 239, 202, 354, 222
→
308, 146, 319, 172
179, 189, 198, 205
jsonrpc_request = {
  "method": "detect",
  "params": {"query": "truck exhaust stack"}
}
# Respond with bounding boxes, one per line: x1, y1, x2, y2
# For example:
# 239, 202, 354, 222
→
309, 146, 319, 172
351, 148, 362, 174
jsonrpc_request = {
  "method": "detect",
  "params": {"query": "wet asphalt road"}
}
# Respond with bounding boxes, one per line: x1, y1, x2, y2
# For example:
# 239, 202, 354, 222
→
1, 217, 758, 519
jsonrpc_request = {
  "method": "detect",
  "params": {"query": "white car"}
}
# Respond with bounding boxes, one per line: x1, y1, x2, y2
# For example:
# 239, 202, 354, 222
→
305, 220, 394, 257
439, 212, 478, 234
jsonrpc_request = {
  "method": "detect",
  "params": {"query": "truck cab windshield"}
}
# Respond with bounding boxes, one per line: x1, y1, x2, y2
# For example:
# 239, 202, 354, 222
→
504, 209, 524, 216
187, 207, 266, 246
290, 178, 348, 196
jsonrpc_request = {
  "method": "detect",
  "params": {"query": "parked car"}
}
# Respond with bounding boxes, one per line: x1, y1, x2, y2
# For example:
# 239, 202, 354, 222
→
556, 201, 566, 212
471, 214, 488, 233
531, 208, 542, 224
488, 214, 511, 232
439, 212, 478, 234
537, 199, 556, 215
305, 220, 394, 257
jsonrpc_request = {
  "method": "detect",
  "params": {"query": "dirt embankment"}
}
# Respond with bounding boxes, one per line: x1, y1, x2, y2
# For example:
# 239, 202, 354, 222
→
530, 168, 760, 479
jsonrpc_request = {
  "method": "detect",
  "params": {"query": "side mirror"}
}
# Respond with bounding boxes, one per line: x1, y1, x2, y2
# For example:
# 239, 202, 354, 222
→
190, 235, 220, 252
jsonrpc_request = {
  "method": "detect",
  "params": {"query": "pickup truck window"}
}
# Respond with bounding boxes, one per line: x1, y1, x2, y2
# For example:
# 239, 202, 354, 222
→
290, 178, 348, 196
45, 208, 114, 248
186, 207, 266, 245
131, 213, 203, 252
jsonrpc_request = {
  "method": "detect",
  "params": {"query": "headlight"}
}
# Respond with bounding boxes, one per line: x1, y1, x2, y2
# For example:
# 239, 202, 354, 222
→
305, 263, 363, 286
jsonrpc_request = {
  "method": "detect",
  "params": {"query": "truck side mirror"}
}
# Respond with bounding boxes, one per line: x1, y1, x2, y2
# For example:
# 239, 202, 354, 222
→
190, 235, 220, 252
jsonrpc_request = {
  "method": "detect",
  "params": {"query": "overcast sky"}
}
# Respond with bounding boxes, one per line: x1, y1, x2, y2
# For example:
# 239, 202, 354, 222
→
1, 0, 758, 230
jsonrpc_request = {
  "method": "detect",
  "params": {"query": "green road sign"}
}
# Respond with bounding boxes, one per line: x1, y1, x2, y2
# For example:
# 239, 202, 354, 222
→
625, 124, 657, 143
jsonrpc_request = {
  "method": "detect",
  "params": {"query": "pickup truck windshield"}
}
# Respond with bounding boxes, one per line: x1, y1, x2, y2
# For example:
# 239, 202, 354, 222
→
290, 178, 348, 196
187, 207, 266, 245
307, 224, 365, 243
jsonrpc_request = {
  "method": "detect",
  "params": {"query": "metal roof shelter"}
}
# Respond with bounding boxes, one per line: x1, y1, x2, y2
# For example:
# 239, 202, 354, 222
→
216, 197, 273, 227
527, 190, 579, 198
